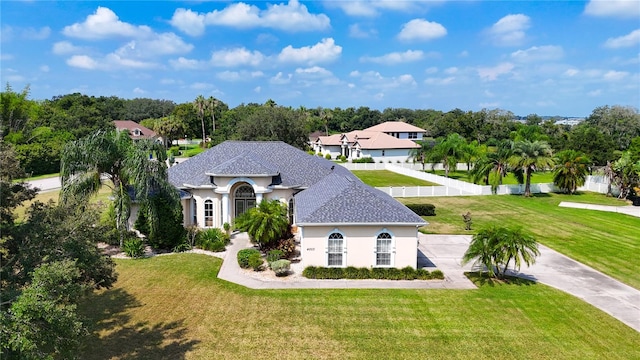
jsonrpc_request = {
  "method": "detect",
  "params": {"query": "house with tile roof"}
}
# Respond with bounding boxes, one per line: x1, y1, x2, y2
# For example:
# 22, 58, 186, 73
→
313, 123, 423, 162
168, 141, 426, 268
114, 120, 160, 143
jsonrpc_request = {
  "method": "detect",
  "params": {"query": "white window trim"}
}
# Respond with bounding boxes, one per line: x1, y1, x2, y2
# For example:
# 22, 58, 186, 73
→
373, 228, 395, 267
326, 229, 346, 268
203, 198, 215, 228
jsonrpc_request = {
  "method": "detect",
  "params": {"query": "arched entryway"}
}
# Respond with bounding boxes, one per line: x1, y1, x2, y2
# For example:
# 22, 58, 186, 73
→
233, 184, 256, 219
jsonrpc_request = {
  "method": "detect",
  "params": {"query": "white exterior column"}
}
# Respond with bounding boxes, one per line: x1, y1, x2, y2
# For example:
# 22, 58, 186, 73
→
221, 193, 229, 225
256, 192, 263, 204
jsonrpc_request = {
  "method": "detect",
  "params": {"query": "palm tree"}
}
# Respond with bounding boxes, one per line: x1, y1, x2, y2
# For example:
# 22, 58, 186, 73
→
553, 150, 591, 194
60, 129, 178, 246
193, 95, 206, 147
234, 199, 288, 250
509, 140, 554, 197
409, 139, 433, 171
427, 133, 467, 177
462, 224, 539, 279
471, 140, 513, 193
207, 96, 220, 137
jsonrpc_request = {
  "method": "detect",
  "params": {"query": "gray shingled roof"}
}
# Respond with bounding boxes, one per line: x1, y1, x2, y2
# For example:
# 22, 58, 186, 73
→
168, 141, 354, 188
295, 173, 427, 225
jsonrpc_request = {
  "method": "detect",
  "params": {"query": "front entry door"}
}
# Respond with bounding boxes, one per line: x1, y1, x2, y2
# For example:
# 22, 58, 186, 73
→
234, 184, 256, 218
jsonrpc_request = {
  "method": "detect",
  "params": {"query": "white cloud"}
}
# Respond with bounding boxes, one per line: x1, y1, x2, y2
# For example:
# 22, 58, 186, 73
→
360, 50, 424, 65
604, 29, 640, 49
114, 33, 193, 58
328, 0, 420, 17
444, 67, 458, 74
270, 71, 292, 85
67, 55, 99, 70
397, 19, 447, 41
216, 70, 264, 81
425, 66, 438, 74
584, 0, 640, 18
488, 14, 531, 46
190, 82, 213, 90
169, 57, 202, 70
477, 62, 515, 81
171, 0, 330, 35
40, 65, 49, 72
63, 7, 152, 39
295, 66, 333, 77
350, 70, 417, 89
211, 48, 265, 67
52, 41, 83, 55
169, 9, 206, 37
564, 68, 579, 77
603, 70, 629, 81
424, 76, 456, 85
133, 87, 145, 94
510, 45, 564, 62
278, 38, 342, 65
349, 24, 377, 38
22, 26, 51, 40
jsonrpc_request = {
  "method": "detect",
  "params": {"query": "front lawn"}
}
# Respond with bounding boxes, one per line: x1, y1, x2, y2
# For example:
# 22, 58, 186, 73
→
427, 170, 555, 184
401, 193, 640, 289
352, 170, 439, 187
76, 254, 640, 359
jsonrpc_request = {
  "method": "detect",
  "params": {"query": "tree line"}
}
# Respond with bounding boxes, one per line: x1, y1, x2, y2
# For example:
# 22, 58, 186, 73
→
1, 83, 639, 176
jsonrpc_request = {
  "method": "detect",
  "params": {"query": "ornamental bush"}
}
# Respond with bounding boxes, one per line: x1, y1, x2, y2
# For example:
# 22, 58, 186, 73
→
237, 248, 260, 269
352, 157, 374, 163
300, 266, 443, 280
123, 238, 145, 258
248, 252, 264, 271
325, 153, 332, 160
270, 259, 291, 276
267, 249, 284, 263
197, 228, 230, 252
405, 203, 436, 216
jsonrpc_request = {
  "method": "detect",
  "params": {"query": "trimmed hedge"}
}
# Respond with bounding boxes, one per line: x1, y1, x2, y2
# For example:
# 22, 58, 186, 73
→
302, 266, 444, 280
405, 203, 436, 216
352, 157, 374, 163
237, 248, 260, 269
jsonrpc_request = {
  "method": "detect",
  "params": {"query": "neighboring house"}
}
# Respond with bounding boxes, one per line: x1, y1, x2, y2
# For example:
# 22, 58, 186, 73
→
113, 120, 161, 143
167, 141, 426, 268
363, 121, 427, 141
314, 128, 420, 163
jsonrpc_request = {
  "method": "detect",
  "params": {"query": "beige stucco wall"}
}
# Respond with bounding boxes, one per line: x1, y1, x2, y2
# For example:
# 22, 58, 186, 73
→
299, 225, 418, 269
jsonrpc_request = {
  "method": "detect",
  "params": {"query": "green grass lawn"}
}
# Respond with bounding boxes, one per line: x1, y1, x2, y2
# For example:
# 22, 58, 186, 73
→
15, 172, 60, 182
76, 254, 640, 359
400, 193, 640, 289
427, 170, 555, 184
15, 185, 113, 221
352, 170, 439, 187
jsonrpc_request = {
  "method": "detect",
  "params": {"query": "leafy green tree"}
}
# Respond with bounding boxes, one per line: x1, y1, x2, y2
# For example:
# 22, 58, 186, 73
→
134, 193, 186, 250
553, 150, 591, 194
565, 123, 616, 166
236, 105, 308, 149
471, 140, 513, 193
0, 83, 36, 137
234, 199, 289, 250
611, 150, 640, 199
193, 95, 207, 146
427, 133, 467, 177
409, 139, 434, 170
509, 140, 554, 197
584, 105, 640, 150
462, 224, 540, 279
60, 129, 179, 245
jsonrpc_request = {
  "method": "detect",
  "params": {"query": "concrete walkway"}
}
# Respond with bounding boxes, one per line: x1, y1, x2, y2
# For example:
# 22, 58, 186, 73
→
219, 233, 640, 332
217, 232, 476, 290
559, 201, 640, 218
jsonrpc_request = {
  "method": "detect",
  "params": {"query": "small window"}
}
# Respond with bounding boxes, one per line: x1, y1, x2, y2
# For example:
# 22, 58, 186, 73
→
193, 199, 198, 225
381, 150, 385, 156
288, 198, 294, 224
327, 232, 344, 267
204, 200, 213, 227
376, 232, 392, 266
408, 132, 417, 139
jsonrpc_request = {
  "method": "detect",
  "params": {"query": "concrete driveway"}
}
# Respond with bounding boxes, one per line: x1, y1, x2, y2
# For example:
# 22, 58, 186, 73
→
418, 234, 640, 332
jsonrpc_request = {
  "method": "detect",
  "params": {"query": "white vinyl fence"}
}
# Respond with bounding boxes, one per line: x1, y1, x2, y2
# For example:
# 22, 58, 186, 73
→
346, 163, 616, 198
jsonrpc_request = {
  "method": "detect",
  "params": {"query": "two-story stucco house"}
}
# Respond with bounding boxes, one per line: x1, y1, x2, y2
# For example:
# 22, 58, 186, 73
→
167, 141, 426, 269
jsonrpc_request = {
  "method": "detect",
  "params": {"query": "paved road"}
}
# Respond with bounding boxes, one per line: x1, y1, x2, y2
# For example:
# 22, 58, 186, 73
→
28, 177, 62, 192
559, 201, 640, 218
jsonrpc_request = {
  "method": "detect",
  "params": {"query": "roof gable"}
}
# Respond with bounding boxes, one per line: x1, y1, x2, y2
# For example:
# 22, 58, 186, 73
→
364, 121, 426, 133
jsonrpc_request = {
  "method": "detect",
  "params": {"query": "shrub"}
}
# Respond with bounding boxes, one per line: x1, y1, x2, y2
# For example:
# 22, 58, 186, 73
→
325, 153, 332, 160
197, 228, 230, 251
416, 268, 431, 280
302, 266, 318, 279
307, 150, 315, 155
371, 267, 386, 279
357, 267, 371, 279
248, 252, 264, 271
344, 266, 360, 279
223, 222, 231, 236
135, 194, 186, 250
169, 146, 180, 156
352, 157, 374, 163
276, 238, 296, 258
237, 248, 260, 268
405, 203, 436, 216
267, 249, 284, 263
386, 268, 403, 280
401, 266, 417, 280
339, 155, 347, 162
431, 269, 445, 279
172, 242, 192, 253
123, 238, 145, 258
270, 259, 291, 276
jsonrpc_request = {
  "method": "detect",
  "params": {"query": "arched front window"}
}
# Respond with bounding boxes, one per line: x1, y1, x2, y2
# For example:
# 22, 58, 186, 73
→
204, 199, 213, 227
375, 232, 393, 266
234, 184, 256, 218
327, 232, 344, 267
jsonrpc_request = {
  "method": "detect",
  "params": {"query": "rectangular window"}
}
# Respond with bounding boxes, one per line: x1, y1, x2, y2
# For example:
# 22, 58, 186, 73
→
204, 201, 213, 227
376, 238, 392, 266
328, 238, 343, 266
381, 150, 385, 156
408, 132, 417, 139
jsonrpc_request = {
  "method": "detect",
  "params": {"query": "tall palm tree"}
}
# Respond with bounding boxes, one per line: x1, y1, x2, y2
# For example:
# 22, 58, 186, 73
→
427, 133, 467, 177
409, 139, 433, 171
509, 140, 554, 197
193, 95, 206, 147
471, 140, 513, 193
553, 150, 591, 194
207, 96, 220, 136
60, 129, 178, 246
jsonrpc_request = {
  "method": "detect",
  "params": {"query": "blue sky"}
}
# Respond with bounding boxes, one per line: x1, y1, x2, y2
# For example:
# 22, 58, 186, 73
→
1, 1, 638, 117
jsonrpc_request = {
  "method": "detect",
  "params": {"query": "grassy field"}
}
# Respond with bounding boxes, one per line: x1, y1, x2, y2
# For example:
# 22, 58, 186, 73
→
16, 172, 60, 182
76, 255, 640, 359
352, 170, 439, 187
400, 193, 640, 289
15, 185, 113, 221
427, 170, 555, 184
